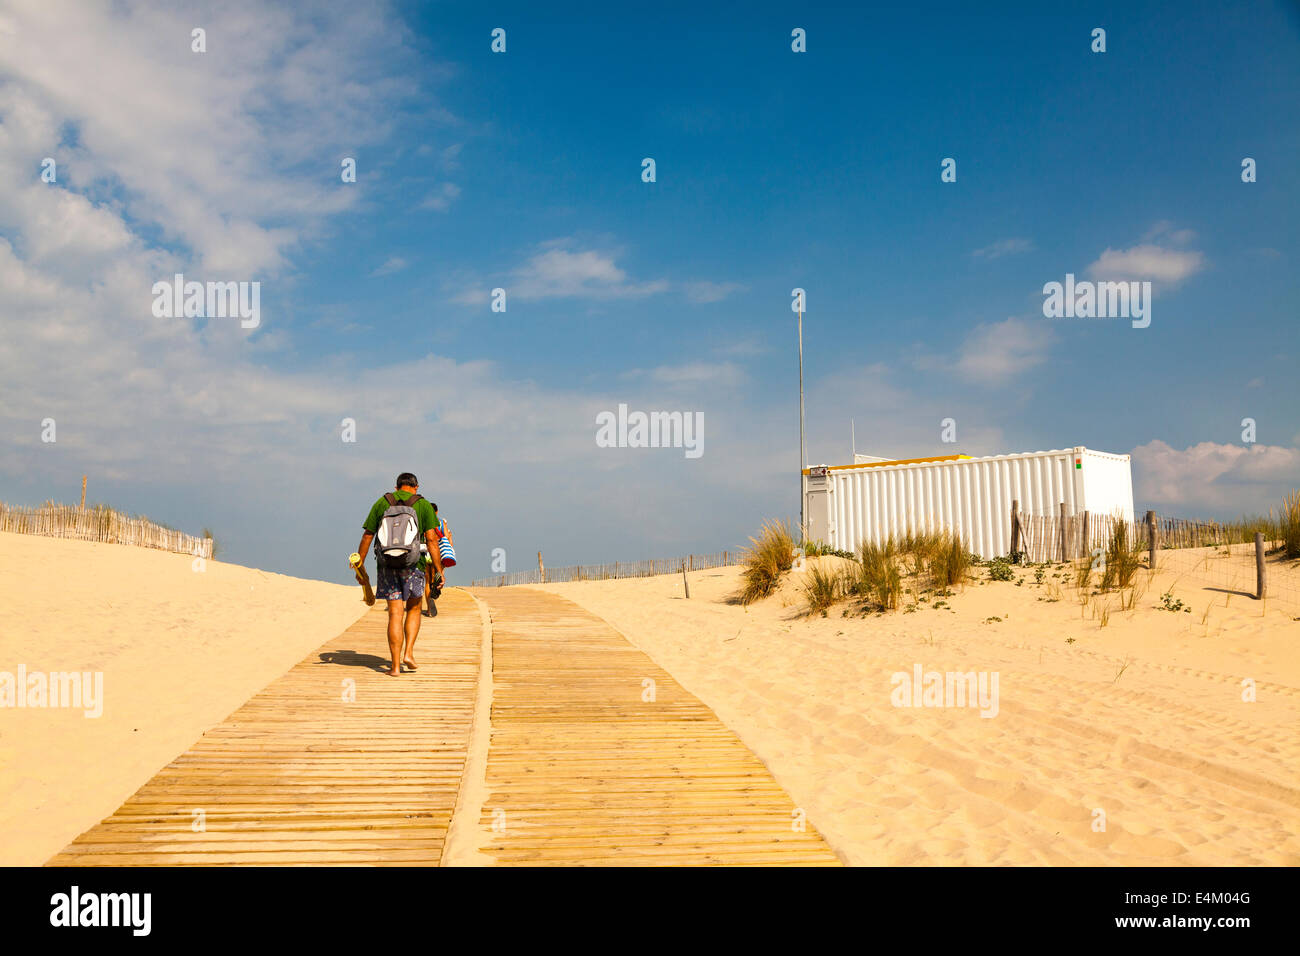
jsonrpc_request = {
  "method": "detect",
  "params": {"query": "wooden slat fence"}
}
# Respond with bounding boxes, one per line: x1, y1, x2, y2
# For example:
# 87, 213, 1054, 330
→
1014, 511, 1127, 565
1012, 510, 1297, 609
471, 550, 733, 587
0, 502, 213, 560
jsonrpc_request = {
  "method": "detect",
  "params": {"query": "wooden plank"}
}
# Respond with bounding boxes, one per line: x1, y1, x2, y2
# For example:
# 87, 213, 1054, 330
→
467, 587, 840, 866
47, 583, 841, 867
46, 589, 482, 867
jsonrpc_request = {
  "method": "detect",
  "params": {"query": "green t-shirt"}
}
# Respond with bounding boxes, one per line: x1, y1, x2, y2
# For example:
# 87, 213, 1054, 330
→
363, 491, 439, 569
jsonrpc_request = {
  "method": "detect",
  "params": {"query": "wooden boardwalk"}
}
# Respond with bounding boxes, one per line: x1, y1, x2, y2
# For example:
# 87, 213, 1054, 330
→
47, 589, 482, 866
467, 588, 840, 865
48, 586, 839, 866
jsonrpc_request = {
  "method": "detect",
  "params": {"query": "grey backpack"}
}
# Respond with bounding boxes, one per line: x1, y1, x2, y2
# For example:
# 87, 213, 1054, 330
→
376, 493, 423, 568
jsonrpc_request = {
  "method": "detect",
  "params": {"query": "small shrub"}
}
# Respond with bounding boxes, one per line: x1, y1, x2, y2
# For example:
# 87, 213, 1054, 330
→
802, 539, 855, 558
1159, 592, 1188, 612
987, 557, 1014, 581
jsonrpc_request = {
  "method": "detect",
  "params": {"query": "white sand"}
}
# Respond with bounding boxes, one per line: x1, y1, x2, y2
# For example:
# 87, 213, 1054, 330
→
0, 531, 366, 866
6, 526, 1296, 867
539, 554, 1300, 865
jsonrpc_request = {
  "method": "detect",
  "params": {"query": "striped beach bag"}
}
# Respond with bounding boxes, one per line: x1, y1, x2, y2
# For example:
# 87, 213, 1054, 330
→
436, 517, 457, 568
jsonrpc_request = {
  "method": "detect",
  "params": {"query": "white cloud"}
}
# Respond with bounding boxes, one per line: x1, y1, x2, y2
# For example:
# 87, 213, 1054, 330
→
0, 4, 469, 494
713, 336, 769, 358
1131, 440, 1300, 512
507, 241, 668, 301
0, 0, 422, 278
971, 238, 1034, 260
0, 1, 1079, 584
450, 286, 489, 306
420, 182, 461, 211
684, 280, 744, 303
0, 8, 797, 582
950, 317, 1054, 386
369, 256, 408, 277
623, 362, 745, 387
449, 241, 710, 306
1087, 244, 1205, 286
1143, 221, 1197, 245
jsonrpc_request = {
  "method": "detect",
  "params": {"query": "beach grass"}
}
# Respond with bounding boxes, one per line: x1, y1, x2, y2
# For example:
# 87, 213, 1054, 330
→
737, 519, 796, 605
927, 530, 972, 589
1101, 516, 1143, 590
801, 561, 843, 616
1281, 491, 1300, 559
799, 528, 975, 616
852, 538, 904, 611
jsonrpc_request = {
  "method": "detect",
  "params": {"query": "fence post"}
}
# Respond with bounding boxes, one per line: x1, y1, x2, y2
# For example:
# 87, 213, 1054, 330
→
1058, 502, 1068, 562
1081, 511, 1090, 561
681, 561, 691, 599
538, 551, 545, 583
1010, 499, 1020, 561
1146, 511, 1156, 570
1255, 532, 1266, 600
80, 476, 87, 511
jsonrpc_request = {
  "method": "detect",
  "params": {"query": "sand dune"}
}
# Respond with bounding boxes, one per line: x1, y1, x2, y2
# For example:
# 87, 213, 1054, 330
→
0, 532, 366, 866
539, 557, 1300, 865
6, 523, 1296, 867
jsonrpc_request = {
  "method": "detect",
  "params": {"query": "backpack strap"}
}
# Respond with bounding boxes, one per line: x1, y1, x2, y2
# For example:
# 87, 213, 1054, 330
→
383, 492, 422, 510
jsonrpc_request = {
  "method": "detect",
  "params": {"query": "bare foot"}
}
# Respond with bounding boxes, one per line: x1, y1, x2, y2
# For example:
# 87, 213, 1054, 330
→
387, 662, 401, 677
402, 657, 418, 671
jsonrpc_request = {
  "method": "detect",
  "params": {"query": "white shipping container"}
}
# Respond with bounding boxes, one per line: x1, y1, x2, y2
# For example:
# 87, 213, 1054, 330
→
803, 447, 1134, 560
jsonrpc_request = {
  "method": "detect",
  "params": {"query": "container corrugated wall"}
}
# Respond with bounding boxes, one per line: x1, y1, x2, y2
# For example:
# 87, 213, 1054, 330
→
807, 446, 1133, 559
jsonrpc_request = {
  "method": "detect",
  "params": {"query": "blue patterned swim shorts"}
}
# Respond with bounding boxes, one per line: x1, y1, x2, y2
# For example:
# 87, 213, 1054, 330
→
375, 563, 426, 602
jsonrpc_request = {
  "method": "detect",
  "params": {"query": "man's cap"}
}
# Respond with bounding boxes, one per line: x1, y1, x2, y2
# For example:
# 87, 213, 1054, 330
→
396, 472, 419, 487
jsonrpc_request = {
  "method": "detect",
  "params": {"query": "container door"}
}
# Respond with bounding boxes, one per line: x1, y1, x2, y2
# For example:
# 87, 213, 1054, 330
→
804, 470, 833, 545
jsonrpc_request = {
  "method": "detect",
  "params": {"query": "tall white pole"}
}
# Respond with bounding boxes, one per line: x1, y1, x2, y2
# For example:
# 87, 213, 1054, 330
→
798, 298, 806, 541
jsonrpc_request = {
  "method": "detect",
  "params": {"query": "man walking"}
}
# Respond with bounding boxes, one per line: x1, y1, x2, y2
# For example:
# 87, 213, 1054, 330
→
356, 472, 443, 677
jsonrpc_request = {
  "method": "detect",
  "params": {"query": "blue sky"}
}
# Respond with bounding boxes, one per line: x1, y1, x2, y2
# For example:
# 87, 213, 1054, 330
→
1, 0, 1297, 583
